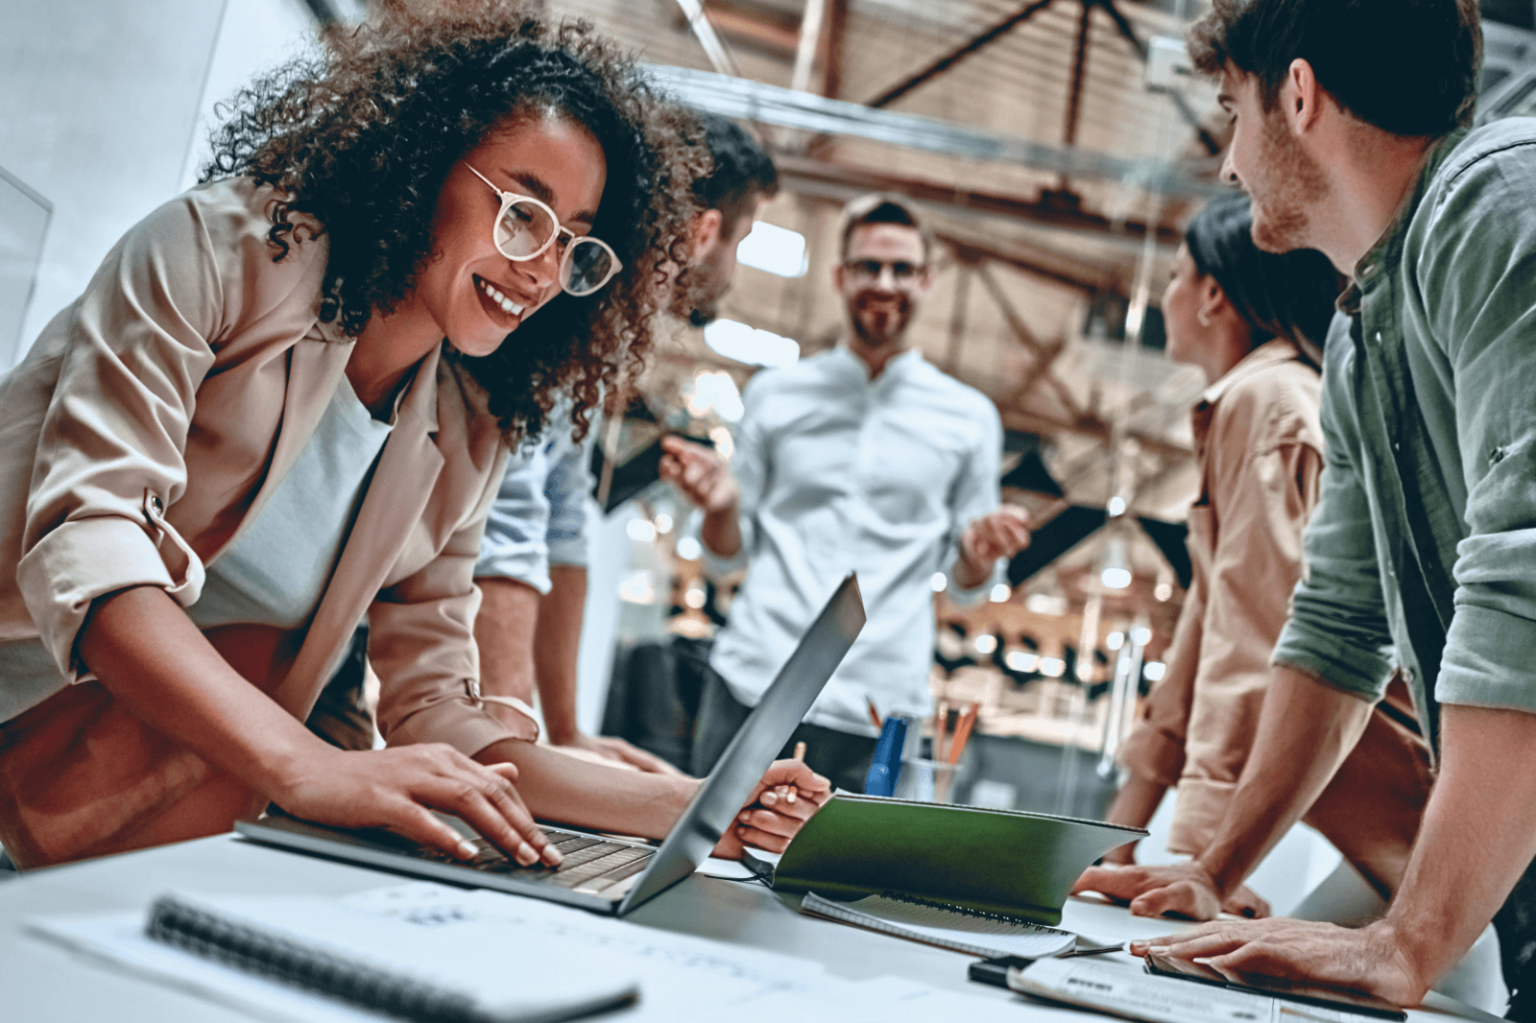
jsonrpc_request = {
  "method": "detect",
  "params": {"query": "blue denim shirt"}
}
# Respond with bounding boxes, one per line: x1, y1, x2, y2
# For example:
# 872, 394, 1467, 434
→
474, 405, 592, 594
1272, 119, 1536, 762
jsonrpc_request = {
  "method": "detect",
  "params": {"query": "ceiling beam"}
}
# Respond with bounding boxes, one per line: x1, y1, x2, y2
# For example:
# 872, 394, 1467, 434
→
1062, 2, 1094, 152
690, 1, 803, 56
647, 63, 1222, 197
790, 0, 828, 93
864, 0, 1059, 109
674, 0, 743, 78
771, 153, 1185, 250
1095, 0, 1221, 155
999, 407, 1191, 462
943, 234, 1118, 295
945, 262, 974, 374
820, 0, 849, 100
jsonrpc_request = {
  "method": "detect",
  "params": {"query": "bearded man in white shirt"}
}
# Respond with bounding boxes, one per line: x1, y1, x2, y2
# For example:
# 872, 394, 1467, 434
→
662, 193, 1030, 792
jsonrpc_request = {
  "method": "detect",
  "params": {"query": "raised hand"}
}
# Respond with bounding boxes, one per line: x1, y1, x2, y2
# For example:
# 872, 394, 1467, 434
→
659, 435, 738, 514
959, 506, 1031, 573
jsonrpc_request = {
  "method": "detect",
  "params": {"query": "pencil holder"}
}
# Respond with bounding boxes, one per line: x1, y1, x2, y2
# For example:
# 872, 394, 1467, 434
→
896, 756, 963, 804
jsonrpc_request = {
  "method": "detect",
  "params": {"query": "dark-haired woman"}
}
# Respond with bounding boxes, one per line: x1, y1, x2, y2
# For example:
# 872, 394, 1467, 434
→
1074, 193, 1431, 911
0, 2, 825, 871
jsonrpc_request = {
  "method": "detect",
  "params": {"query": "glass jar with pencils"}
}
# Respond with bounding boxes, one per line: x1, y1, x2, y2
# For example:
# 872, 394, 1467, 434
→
897, 700, 980, 803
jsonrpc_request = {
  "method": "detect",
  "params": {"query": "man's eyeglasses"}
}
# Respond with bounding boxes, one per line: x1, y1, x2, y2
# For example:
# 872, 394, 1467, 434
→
842, 259, 926, 286
464, 163, 622, 297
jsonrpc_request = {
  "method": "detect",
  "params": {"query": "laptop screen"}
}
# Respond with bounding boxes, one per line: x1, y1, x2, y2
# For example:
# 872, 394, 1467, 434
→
618, 573, 865, 912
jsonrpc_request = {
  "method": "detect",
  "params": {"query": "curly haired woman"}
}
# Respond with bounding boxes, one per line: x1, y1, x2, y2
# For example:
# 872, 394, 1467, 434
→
0, 1, 827, 871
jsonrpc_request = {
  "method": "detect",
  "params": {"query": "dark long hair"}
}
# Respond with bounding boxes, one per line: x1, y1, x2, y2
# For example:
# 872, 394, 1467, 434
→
1184, 192, 1344, 366
200, 0, 704, 443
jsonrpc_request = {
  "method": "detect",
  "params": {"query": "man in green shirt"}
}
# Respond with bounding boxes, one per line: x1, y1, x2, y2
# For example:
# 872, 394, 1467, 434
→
1072, 0, 1536, 1015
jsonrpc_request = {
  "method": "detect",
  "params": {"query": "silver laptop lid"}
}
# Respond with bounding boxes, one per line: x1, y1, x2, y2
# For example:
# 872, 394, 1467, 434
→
617, 572, 865, 912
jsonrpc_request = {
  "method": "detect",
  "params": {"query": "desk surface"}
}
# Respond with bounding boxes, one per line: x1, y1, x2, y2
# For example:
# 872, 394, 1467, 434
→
0, 835, 1500, 1023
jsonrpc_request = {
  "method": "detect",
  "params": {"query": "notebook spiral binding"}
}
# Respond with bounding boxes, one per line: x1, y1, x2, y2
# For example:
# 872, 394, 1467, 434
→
146, 895, 482, 1023
876, 891, 1068, 933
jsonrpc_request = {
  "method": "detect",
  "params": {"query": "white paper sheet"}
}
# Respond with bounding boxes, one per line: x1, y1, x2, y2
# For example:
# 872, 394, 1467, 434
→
801, 891, 1077, 958
693, 856, 759, 881
1014, 958, 1385, 1023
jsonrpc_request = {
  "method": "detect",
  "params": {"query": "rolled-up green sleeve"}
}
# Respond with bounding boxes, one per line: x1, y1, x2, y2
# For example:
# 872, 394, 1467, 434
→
1418, 147, 1536, 713
1271, 324, 1395, 701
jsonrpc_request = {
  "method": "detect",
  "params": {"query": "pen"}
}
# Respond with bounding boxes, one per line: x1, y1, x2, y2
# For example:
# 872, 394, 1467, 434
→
947, 702, 980, 765
1060, 942, 1125, 958
934, 699, 949, 763
773, 741, 809, 806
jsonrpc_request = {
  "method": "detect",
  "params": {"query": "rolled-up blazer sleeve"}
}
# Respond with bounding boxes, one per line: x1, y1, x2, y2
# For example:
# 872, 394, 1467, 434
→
371, 440, 534, 756
16, 193, 228, 680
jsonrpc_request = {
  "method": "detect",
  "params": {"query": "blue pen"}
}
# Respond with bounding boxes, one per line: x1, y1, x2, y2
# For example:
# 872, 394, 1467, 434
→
863, 715, 907, 796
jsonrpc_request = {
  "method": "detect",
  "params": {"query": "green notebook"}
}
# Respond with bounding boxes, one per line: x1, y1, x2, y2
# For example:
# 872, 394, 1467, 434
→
758, 794, 1145, 926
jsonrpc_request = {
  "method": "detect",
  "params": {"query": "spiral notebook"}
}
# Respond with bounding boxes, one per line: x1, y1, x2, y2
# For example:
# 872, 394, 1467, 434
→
132, 892, 640, 1023
800, 891, 1077, 959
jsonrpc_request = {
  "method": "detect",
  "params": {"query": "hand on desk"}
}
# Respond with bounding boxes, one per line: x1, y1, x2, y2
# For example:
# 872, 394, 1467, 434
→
1072, 861, 1270, 920
554, 730, 685, 775
277, 744, 562, 868
1128, 917, 1426, 1007
712, 758, 832, 859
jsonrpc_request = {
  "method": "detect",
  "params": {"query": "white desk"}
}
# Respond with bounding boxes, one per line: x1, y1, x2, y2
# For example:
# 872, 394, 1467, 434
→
0, 835, 1501, 1022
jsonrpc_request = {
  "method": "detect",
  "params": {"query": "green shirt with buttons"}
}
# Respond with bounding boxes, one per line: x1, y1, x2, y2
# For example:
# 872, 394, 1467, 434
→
1271, 118, 1536, 763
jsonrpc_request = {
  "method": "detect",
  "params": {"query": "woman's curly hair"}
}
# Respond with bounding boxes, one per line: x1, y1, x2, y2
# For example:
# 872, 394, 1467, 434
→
201, 0, 704, 443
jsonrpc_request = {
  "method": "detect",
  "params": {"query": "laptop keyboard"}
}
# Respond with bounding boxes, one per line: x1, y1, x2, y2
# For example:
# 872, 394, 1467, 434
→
414, 828, 656, 894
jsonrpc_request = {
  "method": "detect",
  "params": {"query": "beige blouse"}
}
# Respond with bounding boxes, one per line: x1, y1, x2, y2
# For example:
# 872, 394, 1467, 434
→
1119, 340, 1430, 894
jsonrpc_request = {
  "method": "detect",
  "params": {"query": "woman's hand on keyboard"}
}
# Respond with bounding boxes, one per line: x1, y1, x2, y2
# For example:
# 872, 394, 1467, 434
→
713, 759, 833, 858
274, 743, 563, 868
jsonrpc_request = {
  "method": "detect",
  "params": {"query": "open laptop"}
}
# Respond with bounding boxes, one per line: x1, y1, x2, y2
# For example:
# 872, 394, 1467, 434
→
236, 573, 865, 916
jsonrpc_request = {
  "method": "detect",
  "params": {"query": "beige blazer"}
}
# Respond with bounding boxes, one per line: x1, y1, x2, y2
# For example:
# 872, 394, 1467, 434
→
0, 178, 531, 867
1118, 340, 1431, 896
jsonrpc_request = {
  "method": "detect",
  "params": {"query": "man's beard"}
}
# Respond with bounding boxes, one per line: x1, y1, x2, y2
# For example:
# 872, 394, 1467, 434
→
1248, 112, 1330, 254
849, 295, 912, 348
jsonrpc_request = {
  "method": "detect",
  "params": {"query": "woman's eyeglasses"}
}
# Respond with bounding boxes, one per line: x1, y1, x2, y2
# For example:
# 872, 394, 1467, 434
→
464, 163, 621, 297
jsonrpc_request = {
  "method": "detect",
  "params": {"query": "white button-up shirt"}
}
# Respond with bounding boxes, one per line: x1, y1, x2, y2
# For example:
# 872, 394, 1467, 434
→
706, 345, 1003, 735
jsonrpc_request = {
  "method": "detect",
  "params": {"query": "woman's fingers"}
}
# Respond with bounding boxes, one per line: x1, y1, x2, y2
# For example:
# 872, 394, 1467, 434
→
391, 800, 483, 861
733, 822, 792, 853
803, 785, 834, 808
412, 751, 558, 867
736, 806, 799, 838
763, 793, 818, 822
478, 769, 561, 866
